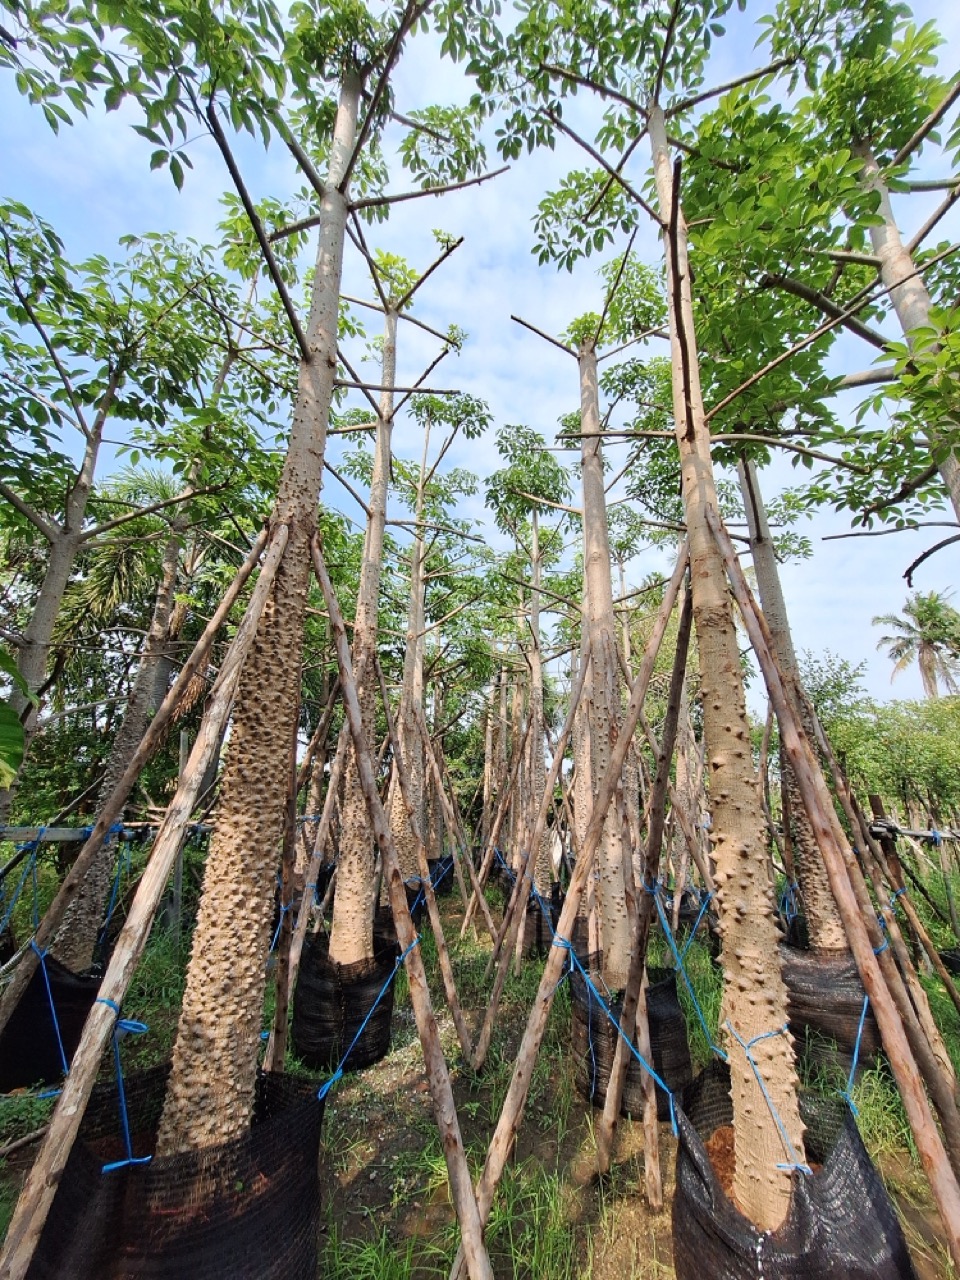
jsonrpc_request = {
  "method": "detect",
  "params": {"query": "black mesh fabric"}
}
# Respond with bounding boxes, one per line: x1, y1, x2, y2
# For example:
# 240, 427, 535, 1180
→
570, 954, 693, 1122
290, 931, 395, 1072
522, 886, 563, 957
940, 947, 960, 976
427, 856, 455, 897
26, 1065, 324, 1280
672, 1061, 917, 1280
0, 956, 100, 1091
779, 943, 881, 1077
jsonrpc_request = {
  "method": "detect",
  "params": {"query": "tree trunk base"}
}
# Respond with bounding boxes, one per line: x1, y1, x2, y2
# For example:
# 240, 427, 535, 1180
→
26, 1064, 323, 1280
673, 1061, 916, 1278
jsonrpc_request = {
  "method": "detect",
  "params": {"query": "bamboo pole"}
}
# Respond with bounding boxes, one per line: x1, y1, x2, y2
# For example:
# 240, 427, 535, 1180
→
0, 527, 271, 1039
0, 525, 288, 1280
596, 574, 692, 1181
376, 658, 473, 1061
448, 560, 685, 1280
312, 538, 493, 1280
706, 505, 960, 1270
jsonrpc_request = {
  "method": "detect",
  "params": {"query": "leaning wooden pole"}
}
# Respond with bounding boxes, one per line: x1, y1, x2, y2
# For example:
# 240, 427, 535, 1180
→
707, 505, 960, 1270
0, 526, 270, 1039
0, 525, 288, 1280
312, 537, 493, 1280
448, 563, 683, 1280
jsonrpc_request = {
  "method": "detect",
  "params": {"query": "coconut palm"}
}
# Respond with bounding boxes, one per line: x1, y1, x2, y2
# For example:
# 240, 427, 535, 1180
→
873, 591, 960, 698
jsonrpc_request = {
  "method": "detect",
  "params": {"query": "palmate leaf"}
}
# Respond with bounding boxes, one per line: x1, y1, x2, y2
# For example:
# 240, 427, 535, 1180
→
0, 703, 25, 788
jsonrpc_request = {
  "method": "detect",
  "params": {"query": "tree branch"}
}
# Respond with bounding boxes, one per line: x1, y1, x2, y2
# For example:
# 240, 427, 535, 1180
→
350, 166, 508, 212
323, 460, 372, 517
0, 481, 59, 542
889, 77, 960, 170
81, 486, 225, 543
665, 57, 794, 117
335, 345, 381, 416
760, 271, 890, 350
0, 371, 83, 434
204, 101, 311, 362
510, 314, 576, 357
544, 109, 662, 225
904, 533, 960, 587
393, 344, 452, 417
396, 236, 463, 311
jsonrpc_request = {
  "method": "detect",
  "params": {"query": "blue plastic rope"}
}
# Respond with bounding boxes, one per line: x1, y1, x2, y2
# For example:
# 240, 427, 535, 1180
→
889, 887, 908, 909
316, 935, 421, 1103
932, 828, 942, 847
651, 884, 727, 1062
97, 998, 151, 1174
725, 1021, 812, 1175
97, 839, 131, 952
31, 940, 69, 1077
0, 849, 36, 937
270, 901, 294, 953
840, 995, 871, 1116
779, 881, 800, 926
874, 938, 889, 955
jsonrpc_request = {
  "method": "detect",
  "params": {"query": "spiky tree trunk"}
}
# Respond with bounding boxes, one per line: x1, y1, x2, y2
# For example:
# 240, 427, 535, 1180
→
857, 145, 960, 519
579, 340, 631, 991
329, 306, 397, 964
155, 74, 360, 1156
737, 457, 847, 951
650, 105, 804, 1231
387, 434, 429, 880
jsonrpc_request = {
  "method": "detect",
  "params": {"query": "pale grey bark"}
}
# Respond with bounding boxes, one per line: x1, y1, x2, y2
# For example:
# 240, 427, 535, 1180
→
858, 146, 960, 519
579, 340, 631, 991
329, 306, 397, 965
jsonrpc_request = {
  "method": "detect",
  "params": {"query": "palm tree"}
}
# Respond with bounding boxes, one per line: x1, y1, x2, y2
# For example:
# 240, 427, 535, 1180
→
873, 591, 960, 698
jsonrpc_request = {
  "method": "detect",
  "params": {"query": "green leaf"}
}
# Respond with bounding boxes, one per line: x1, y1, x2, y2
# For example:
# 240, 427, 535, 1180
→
0, 704, 25, 789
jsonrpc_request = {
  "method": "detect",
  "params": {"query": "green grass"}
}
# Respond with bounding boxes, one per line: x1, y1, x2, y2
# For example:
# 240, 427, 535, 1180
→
320, 1223, 429, 1280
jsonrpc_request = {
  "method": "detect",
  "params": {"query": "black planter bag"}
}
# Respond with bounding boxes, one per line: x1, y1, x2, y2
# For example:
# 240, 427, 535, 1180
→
428, 855, 455, 897
27, 1064, 324, 1280
522, 886, 564, 957
0, 955, 100, 1091
291, 930, 396, 1072
570, 954, 693, 1122
780, 943, 881, 1078
672, 1062, 916, 1280
939, 947, 960, 976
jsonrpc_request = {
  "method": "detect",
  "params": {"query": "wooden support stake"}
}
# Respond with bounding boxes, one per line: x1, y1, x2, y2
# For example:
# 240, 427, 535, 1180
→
0, 527, 271, 1040
0, 525, 288, 1280
312, 538, 493, 1280
706, 505, 960, 1271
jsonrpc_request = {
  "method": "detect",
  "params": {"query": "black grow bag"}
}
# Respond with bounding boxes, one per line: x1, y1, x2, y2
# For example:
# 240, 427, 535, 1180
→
672, 1061, 916, 1280
428, 855, 455, 897
939, 947, 960, 976
291, 930, 396, 1072
780, 943, 880, 1078
522, 886, 564, 957
0, 955, 100, 1091
26, 1064, 323, 1280
570, 955, 693, 1122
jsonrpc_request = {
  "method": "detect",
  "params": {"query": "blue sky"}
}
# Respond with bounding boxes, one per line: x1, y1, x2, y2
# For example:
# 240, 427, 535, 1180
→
1, 0, 957, 712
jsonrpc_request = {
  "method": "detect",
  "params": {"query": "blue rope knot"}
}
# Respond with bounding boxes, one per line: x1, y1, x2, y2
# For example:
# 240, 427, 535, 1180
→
724, 1020, 812, 1176
317, 1067, 344, 1102
890, 887, 908, 907
931, 828, 942, 847
874, 938, 890, 955
100, 1000, 151, 1174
